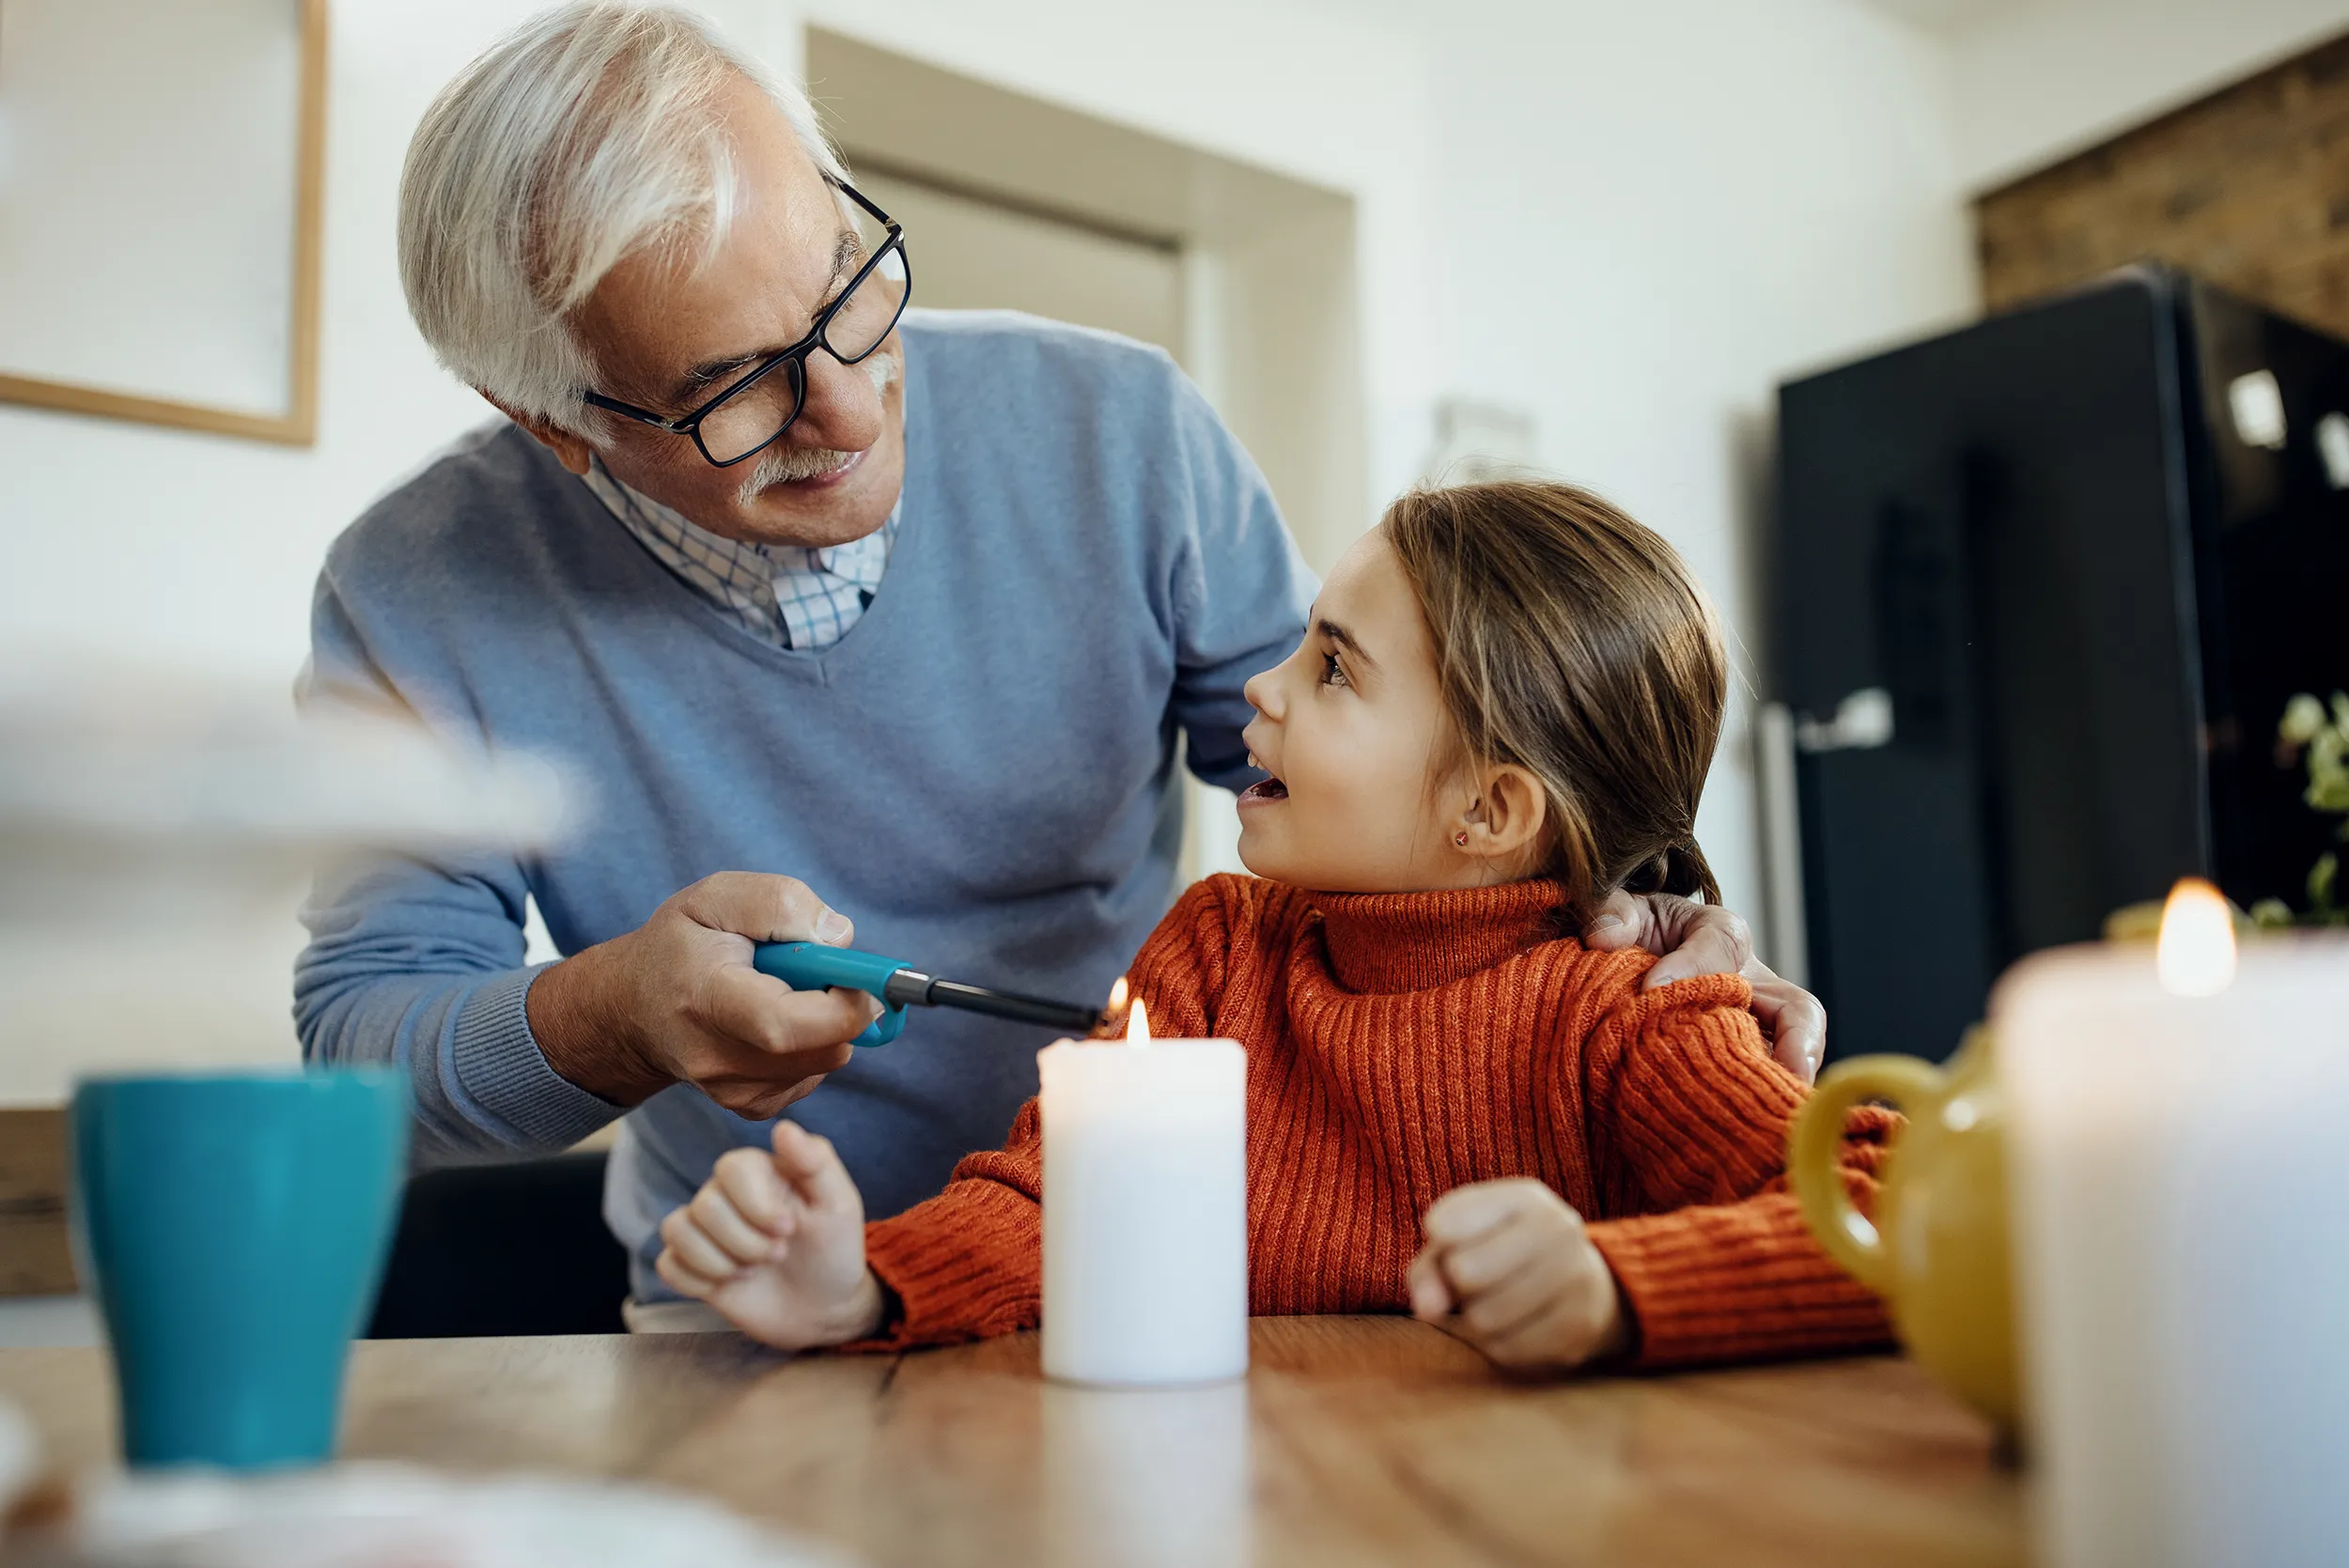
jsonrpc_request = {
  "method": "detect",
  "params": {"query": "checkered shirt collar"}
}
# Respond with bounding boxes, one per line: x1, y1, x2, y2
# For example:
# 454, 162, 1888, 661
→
581, 459, 899, 652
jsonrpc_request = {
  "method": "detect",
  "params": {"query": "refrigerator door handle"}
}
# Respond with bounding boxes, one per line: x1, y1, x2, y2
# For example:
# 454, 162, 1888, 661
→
1795, 687, 1895, 753
1754, 702, 1811, 986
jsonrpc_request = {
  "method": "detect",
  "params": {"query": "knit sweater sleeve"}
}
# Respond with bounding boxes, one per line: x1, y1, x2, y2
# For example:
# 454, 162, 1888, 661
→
1577, 975, 1899, 1369
853, 1098, 1049, 1349
293, 563, 617, 1166
854, 878, 1244, 1348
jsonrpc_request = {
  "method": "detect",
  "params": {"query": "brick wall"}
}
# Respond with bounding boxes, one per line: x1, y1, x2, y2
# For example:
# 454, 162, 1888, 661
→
1976, 32, 2349, 340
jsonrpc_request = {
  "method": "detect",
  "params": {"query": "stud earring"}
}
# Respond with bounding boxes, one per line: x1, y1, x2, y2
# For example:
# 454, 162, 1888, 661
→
1454, 831, 1470, 847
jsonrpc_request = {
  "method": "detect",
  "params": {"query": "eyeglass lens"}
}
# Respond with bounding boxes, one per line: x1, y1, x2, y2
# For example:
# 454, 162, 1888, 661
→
698, 235, 910, 464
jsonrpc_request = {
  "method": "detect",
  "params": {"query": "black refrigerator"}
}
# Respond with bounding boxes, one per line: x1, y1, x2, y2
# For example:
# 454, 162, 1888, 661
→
1775, 265, 2349, 1065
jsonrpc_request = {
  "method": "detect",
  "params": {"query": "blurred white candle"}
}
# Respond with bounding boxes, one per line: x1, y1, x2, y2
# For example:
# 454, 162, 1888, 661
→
1039, 993, 1248, 1387
1996, 880, 2349, 1568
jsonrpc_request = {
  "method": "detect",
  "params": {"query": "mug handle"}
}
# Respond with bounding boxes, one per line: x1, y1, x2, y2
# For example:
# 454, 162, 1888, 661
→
1787, 1054, 1942, 1294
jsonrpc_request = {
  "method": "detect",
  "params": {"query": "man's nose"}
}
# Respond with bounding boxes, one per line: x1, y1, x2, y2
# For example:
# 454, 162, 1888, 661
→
791, 346, 888, 451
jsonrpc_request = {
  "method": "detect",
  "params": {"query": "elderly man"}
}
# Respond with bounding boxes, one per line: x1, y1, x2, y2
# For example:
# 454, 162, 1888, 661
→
299, 2, 1820, 1312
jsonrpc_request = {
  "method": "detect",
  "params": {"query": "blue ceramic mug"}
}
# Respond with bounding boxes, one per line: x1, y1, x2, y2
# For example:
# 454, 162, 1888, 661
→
70, 1068, 409, 1468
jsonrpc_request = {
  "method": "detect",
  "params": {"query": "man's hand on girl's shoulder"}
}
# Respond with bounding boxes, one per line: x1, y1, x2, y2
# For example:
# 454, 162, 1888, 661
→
1584, 892, 1825, 1084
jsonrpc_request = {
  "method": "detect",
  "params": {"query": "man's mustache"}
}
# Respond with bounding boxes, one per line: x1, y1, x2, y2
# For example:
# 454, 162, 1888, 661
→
737, 352, 900, 503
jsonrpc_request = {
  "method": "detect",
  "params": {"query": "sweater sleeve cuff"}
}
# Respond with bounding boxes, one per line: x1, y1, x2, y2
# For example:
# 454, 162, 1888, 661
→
1586, 1195, 1894, 1371
849, 1187, 1043, 1351
450, 964, 620, 1150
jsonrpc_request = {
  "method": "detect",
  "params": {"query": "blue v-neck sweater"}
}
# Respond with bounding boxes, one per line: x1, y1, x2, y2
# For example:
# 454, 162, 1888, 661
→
295, 311, 1315, 1294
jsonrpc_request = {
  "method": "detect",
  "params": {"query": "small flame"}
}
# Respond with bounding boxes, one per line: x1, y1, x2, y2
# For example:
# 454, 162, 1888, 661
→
1126, 996, 1151, 1046
2156, 877, 2237, 998
1108, 976, 1129, 1015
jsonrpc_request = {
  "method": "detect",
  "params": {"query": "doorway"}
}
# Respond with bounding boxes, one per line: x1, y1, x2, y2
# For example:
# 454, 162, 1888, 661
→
848, 167, 1186, 360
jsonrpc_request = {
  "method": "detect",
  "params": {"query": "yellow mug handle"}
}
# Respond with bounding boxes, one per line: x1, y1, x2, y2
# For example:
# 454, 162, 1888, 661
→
1787, 1054, 1943, 1295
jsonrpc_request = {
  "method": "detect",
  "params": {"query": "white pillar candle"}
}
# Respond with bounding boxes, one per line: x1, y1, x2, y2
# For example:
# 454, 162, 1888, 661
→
1039, 1000, 1248, 1387
1994, 881, 2349, 1568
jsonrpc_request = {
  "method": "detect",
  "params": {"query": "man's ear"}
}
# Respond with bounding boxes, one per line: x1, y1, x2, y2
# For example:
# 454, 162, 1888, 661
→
1455, 764, 1549, 867
478, 390, 596, 476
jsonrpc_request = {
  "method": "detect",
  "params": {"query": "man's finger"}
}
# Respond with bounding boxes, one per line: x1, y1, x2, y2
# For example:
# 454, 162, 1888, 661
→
1587, 892, 1758, 983
1641, 901, 1753, 990
704, 965, 877, 1064
1747, 966, 1826, 1083
729, 1076, 832, 1123
1580, 889, 1656, 955
677, 871, 855, 948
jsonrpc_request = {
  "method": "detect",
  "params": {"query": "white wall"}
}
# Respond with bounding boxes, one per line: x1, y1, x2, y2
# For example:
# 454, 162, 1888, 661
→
0, 0, 1432, 675
1933, 0, 2349, 189
0, 0, 541, 686
0, 0, 1977, 947
1322, 0, 1977, 932
769, 0, 1439, 515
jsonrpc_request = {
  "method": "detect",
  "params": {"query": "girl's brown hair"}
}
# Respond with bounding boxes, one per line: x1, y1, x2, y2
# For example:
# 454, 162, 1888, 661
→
1384, 480, 1727, 922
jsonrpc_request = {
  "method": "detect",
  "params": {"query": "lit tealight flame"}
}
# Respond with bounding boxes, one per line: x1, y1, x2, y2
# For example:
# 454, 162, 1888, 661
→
2156, 877, 2237, 998
1108, 976, 1129, 1015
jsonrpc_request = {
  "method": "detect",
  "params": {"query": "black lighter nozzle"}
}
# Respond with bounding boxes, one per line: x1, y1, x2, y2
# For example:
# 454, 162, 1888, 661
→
882, 970, 1103, 1034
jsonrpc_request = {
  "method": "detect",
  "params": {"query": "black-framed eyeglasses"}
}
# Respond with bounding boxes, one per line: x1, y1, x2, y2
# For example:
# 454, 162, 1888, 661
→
582, 178, 911, 468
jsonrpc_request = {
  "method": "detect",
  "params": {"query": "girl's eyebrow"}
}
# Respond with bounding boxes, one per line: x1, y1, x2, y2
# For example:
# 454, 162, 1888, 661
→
1317, 617, 1378, 674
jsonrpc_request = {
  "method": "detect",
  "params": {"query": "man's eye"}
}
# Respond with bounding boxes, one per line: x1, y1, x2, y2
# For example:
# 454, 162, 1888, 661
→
1320, 653, 1349, 689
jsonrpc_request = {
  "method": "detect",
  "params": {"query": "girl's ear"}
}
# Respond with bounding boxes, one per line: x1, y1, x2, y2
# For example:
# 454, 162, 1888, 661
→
1455, 764, 1549, 868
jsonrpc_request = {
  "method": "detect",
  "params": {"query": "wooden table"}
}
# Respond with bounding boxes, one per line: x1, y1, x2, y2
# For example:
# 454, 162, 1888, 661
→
0, 1320, 2023, 1567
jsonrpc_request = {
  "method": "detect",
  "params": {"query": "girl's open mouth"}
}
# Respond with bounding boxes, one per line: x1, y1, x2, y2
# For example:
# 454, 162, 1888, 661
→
1239, 776, 1289, 804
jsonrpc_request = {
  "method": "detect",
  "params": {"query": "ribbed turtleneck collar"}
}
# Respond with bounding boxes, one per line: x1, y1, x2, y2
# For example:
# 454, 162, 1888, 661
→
1310, 879, 1577, 995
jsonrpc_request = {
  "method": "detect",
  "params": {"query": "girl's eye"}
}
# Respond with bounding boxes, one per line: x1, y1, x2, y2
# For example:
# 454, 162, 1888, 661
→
1319, 652, 1349, 689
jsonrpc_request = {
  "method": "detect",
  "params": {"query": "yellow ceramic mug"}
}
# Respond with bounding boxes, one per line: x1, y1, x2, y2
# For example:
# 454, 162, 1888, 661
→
1786, 1029, 2019, 1433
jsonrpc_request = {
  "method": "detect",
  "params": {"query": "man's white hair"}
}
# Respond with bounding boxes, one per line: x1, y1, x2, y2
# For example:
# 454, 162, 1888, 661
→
398, 2, 848, 433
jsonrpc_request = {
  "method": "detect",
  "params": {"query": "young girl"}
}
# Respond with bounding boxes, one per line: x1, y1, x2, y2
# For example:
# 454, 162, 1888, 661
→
653, 481, 1894, 1373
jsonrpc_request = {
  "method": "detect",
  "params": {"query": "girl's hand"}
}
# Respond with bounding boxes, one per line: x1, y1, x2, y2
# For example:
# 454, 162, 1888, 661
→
1408, 1179, 1630, 1373
655, 1120, 885, 1350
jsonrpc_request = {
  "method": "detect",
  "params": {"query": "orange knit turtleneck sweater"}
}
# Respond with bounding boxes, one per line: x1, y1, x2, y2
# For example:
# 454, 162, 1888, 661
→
860, 874, 1896, 1368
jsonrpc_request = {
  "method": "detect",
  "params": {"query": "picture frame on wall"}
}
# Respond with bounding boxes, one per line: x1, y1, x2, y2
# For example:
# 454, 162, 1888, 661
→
0, 0, 327, 445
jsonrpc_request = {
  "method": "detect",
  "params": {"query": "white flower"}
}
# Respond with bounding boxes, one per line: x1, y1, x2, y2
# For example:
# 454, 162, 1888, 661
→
2280, 692, 2327, 744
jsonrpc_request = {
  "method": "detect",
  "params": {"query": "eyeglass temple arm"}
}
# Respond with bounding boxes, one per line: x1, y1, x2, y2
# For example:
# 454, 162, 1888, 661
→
582, 391, 692, 432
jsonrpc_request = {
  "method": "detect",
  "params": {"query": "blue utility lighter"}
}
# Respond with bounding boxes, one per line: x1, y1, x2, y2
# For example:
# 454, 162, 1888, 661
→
752, 942, 1108, 1048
